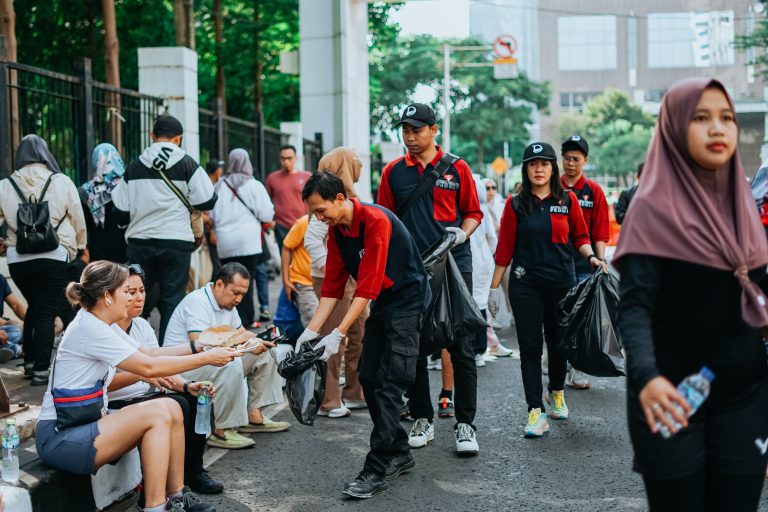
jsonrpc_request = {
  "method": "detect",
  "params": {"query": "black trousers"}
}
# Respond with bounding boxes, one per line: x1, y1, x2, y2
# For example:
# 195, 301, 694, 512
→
274, 223, 290, 251
125, 243, 191, 345
508, 279, 569, 411
109, 391, 211, 479
220, 254, 259, 327
408, 272, 477, 425
9, 259, 68, 371
643, 469, 764, 512
358, 314, 420, 475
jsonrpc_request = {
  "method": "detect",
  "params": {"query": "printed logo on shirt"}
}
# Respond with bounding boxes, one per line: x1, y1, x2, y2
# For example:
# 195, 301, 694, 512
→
513, 266, 526, 279
151, 146, 175, 171
579, 195, 594, 209
359, 249, 365, 259
435, 179, 459, 191
550, 205, 569, 214
755, 437, 768, 455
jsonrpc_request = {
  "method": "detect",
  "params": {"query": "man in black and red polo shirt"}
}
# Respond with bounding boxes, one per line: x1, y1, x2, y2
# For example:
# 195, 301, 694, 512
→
560, 135, 610, 390
296, 172, 430, 499
377, 103, 483, 456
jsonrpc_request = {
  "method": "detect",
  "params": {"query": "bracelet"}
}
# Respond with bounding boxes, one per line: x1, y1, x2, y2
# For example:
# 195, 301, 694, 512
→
183, 380, 194, 394
190, 341, 198, 354
588, 254, 601, 263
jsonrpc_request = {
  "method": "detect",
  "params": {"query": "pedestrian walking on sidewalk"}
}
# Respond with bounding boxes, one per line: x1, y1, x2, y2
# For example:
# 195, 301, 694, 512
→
298, 172, 431, 499
559, 134, 610, 390
0, 134, 87, 386
488, 142, 606, 438
377, 103, 483, 456
616, 78, 768, 512
265, 145, 312, 251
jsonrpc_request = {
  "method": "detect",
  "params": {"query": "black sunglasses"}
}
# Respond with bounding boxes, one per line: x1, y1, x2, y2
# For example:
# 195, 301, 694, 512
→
486, 186, 497, 190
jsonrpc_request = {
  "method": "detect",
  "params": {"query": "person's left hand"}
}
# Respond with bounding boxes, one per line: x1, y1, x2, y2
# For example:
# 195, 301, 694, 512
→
445, 227, 467, 247
0, 331, 7, 345
186, 381, 216, 398
156, 376, 179, 391
589, 255, 609, 274
315, 329, 344, 362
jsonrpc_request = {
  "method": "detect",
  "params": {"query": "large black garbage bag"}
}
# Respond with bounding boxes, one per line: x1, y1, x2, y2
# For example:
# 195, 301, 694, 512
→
557, 271, 625, 377
421, 234, 487, 353
277, 343, 327, 425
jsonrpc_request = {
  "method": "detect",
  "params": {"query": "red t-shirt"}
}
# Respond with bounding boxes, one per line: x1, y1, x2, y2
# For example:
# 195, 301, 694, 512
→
265, 170, 312, 228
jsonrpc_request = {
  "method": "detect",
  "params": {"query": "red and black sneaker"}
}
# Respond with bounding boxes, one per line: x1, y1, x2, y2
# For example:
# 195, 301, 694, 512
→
437, 396, 455, 418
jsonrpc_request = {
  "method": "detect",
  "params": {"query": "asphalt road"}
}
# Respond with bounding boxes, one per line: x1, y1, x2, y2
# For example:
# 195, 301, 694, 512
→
187, 328, 768, 512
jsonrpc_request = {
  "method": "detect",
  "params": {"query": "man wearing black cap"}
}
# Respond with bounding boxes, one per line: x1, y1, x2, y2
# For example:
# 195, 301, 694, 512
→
377, 103, 483, 457
559, 135, 609, 390
113, 115, 218, 343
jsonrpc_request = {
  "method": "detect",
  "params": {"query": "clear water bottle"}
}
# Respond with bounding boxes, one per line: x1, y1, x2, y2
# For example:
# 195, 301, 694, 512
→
657, 367, 715, 439
2, 418, 20, 483
194, 382, 212, 436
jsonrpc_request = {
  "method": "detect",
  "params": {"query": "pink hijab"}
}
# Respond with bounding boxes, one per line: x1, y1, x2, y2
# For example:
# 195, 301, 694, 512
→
615, 78, 768, 329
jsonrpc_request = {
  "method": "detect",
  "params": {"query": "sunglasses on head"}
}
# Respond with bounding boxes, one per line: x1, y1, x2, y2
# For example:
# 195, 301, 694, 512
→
126, 263, 145, 279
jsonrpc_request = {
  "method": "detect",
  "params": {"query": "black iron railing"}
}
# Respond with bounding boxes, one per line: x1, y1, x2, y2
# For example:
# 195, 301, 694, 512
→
303, 133, 323, 172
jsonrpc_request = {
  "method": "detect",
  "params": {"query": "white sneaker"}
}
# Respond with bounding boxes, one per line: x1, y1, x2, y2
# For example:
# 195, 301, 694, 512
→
566, 368, 591, 389
345, 399, 367, 410
455, 423, 479, 456
474, 354, 486, 368
488, 344, 513, 357
408, 418, 434, 448
482, 350, 498, 362
317, 404, 351, 418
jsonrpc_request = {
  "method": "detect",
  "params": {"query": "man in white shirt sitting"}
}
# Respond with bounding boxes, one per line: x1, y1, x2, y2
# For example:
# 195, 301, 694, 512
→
164, 262, 289, 449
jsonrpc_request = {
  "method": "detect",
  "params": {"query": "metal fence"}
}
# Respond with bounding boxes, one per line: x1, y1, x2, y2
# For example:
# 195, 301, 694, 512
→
303, 133, 323, 172
0, 56, 166, 184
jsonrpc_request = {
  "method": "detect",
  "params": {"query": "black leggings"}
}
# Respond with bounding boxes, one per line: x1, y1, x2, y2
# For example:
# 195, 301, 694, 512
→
643, 468, 764, 512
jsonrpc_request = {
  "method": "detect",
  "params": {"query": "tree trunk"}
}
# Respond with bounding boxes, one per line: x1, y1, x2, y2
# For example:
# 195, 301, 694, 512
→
0, 0, 17, 62
173, 0, 195, 49
253, 0, 263, 114
102, 0, 122, 152
214, 0, 226, 115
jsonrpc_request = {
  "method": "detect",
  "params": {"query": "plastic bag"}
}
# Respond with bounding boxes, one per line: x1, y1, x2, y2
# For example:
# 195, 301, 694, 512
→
421, 233, 487, 353
557, 271, 625, 377
276, 343, 327, 425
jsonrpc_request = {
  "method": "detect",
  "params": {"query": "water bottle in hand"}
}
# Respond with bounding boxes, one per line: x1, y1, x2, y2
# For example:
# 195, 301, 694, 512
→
657, 367, 715, 439
194, 382, 212, 436
2, 419, 20, 484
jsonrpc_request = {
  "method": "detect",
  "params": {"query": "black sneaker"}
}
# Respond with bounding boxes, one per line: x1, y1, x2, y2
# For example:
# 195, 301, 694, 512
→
259, 310, 272, 322
169, 486, 215, 512
437, 396, 454, 418
342, 471, 390, 499
187, 471, 224, 494
385, 452, 415, 481
22, 363, 33, 378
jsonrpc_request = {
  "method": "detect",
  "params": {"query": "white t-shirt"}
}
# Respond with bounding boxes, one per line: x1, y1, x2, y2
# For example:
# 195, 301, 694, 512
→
108, 318, 161, 402
39, 310, 138, 421
210, 178, 274, 259
163, 283, 243, 347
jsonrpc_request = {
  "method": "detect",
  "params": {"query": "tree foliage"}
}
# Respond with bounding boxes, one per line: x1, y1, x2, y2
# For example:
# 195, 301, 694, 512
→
735, 2, 768, 76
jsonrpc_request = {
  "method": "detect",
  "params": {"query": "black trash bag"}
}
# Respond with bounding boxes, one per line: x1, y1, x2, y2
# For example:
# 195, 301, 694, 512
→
557, 270, 625, 377
421, 233, 487, 353
277, 343, 327, 425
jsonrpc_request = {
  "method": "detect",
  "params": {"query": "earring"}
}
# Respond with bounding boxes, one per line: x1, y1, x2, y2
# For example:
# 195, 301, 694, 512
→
106, 298, 113, 306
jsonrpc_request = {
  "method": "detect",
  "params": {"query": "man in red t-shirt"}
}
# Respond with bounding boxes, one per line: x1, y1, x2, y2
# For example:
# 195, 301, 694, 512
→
265, 145, 312, 249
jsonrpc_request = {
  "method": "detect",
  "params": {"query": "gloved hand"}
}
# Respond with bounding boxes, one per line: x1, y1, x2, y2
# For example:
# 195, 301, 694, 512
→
488, 287, 503, 317
294, 328, 319, 353
315, 328, 344, 362
445, 227, 468, 247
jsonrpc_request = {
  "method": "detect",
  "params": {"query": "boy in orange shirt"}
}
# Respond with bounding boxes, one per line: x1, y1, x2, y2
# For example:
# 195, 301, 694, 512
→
281, 215, 319, 325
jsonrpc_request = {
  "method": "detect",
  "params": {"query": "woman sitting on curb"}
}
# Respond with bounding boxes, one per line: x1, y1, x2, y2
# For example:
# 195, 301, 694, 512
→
35, 260, 239, 512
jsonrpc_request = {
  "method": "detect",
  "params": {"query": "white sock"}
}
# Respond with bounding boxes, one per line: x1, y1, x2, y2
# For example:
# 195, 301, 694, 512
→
144, 502, 166, 512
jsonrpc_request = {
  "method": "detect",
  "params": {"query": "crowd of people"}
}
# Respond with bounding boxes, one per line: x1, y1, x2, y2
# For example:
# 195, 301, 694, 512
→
0, 75, 765, 511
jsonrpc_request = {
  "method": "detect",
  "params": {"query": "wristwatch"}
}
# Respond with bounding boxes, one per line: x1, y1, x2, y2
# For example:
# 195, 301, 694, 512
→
190, 341, 198, 354
183, 380, 195, 394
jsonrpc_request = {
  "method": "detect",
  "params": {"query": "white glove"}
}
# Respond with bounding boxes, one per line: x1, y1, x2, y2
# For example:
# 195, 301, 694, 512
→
445, 227, 467, 247
315, 328, 344, 362
294, 328, 319, 353
488, 288, 503, 317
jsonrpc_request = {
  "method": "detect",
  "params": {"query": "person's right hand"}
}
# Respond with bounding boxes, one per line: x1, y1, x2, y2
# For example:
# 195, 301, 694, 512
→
205, 346, 241, 366
638, 376, 691, 435
294, 328, 319, 353
284, 280, 297, 301
0, 330, 7, 344
488, 288, 503, 317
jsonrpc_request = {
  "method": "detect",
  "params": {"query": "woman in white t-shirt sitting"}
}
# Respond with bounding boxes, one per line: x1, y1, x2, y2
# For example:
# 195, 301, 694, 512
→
108, 264, 223, 495
35, 261, 238, 512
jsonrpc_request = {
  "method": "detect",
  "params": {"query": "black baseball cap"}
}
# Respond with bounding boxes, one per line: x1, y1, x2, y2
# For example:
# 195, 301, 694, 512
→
152, 115, 184, 137
522, 142, 557, 163
395, 103, 437, 128
561, 135, 589, 156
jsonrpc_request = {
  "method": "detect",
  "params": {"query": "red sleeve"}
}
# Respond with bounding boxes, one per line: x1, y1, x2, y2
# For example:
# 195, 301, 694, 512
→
354, 213, 392, 300
455, 160, 483, 224
568, 192, 591, 248
590, 182, 610, 243
494, 196, 517, 267
320, 229, 350, 300
376, 160, 397, 211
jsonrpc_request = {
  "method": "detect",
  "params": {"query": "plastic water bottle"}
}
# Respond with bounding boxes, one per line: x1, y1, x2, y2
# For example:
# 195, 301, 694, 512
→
2, 419, 20, 483
194, 382, 212, 436
657, 367, 715, 439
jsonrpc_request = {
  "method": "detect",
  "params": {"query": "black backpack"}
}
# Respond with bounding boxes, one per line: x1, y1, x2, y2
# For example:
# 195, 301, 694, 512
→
7, 173, 65, 254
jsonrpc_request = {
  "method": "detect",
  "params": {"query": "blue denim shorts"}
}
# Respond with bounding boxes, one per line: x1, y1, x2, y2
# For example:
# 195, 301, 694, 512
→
36, 419, 100, 475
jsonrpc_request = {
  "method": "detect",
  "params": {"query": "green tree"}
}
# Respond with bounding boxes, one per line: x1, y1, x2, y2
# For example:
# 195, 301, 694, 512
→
736, 3, 768, 75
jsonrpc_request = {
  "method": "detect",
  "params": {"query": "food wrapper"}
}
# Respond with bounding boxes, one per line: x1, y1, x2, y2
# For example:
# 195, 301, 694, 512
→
196, 326, 255, 348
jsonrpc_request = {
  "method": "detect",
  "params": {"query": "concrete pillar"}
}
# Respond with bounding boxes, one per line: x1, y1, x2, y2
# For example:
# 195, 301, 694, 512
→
299, 0, 371, 200
280, 121, 305, 170
138, 47, 200, 162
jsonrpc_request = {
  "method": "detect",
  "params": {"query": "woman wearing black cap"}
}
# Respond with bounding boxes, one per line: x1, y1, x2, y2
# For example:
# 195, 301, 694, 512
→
488, 142, 606, 438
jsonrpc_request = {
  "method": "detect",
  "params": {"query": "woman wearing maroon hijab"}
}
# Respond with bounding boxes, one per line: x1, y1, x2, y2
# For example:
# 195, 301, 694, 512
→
616, 78, 768, 511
